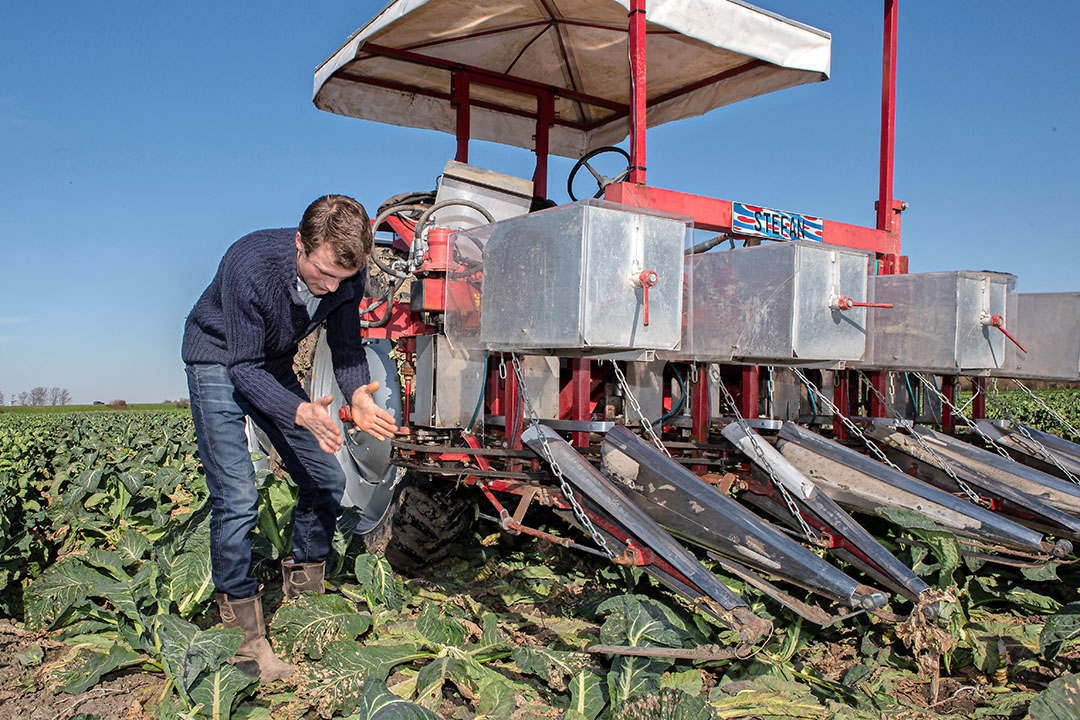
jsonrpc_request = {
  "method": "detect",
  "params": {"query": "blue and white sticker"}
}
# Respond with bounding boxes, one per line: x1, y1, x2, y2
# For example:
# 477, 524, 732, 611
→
732, 202, 823, 242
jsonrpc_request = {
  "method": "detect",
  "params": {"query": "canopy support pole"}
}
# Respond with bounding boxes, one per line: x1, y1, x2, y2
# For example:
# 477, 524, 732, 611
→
876, 0, 898, 233
453, 72, 471, 163
628, 0, 647, 185
532, 92, 554, 198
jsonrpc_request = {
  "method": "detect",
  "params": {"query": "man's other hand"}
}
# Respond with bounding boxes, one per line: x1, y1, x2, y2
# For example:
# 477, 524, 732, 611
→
349, 381, 399, 441
295, 395, 343, 453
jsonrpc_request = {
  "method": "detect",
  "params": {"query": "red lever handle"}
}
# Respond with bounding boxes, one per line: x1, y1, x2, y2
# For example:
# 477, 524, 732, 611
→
986, 314, 1028, 353
338, 405, 354, 427
639, 270, 658, 326
834, 296, 894, 311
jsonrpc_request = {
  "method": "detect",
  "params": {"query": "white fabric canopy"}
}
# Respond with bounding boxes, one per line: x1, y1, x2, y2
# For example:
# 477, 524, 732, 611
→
314, 0, 830, 159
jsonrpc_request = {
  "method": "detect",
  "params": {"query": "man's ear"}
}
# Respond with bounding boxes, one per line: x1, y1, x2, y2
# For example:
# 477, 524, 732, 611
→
295, 232, 303, 254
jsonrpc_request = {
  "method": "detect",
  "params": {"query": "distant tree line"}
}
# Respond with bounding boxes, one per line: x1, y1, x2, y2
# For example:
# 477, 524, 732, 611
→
4, 387, 72, 406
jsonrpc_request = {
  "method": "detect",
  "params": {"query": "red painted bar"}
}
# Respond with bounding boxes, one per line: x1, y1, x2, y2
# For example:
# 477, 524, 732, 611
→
628, 0, 647, 184
972, 377, 986, 420
877, 0, 898, 233
452, 72, 470, 163
532, 92, 554, 198
869, 371, 888, 419
359, 44, 626, 111
572, 359, 591, 448
607, 183, 900, 255
833, 371, 849, 441
692, 366, 709, 444
740, 366, 759, 420
503, 365, 522, 450
605, 183, 732, 231
941, 376, 956, 434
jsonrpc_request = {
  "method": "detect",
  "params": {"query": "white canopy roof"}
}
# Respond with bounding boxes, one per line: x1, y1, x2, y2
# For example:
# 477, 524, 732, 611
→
314, 0, 831, 159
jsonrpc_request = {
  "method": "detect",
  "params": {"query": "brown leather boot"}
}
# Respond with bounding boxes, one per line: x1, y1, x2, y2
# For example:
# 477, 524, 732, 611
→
281, 557, 325, 600
215, 592, 294, 681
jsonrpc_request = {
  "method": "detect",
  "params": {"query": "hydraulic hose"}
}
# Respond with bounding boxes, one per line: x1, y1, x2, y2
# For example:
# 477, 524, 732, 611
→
686, 234, 730, 255
412, 199, 496, 268
372, 203, 432, 278
359, 274, 407, 329
363, 199, 496, 328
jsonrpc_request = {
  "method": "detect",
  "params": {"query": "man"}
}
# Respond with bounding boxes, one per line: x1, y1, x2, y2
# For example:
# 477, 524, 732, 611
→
182, 195, 398, 680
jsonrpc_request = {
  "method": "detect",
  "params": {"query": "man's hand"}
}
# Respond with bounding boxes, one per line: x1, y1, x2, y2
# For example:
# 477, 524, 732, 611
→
295, 395, 343, 453
349, 381, 399, 441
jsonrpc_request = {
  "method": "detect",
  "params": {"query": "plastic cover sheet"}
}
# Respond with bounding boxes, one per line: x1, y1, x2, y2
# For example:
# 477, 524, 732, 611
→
314, 0, 830, 157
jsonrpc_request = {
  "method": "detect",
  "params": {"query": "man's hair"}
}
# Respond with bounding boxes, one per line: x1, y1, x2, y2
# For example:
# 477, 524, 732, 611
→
298, 195, 373, 270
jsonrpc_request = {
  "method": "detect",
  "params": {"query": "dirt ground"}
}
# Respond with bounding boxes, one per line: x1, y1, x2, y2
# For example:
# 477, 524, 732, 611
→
0, 622, 158, 720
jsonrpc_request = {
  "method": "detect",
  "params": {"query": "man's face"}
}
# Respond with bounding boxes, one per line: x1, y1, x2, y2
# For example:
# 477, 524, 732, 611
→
295, 232, 358, 295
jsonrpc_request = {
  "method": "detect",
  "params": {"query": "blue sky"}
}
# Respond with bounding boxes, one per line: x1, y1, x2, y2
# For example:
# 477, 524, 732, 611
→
1, 1, 1077, 403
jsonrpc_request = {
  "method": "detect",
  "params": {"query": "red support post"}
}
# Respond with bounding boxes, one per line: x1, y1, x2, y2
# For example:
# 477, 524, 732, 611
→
833, 371, 849, 441
571, 359, 591, 448
692, 365, 709, 444
941, 376, 956, 434
628, 0, 647, 185
532, 92, 554, 198
869, 371, 888, 419
877, 0, 898, 234
452, 72, 470, 163
740, 366, 759, 420
972, 377, 986, 420
503, 364, 522, 450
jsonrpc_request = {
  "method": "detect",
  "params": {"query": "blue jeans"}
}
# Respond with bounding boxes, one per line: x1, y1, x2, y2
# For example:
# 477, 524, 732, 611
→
185, 363, 346, 599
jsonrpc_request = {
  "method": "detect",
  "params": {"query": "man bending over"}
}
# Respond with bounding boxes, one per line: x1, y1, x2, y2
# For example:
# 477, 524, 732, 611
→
182, 194, 397, 680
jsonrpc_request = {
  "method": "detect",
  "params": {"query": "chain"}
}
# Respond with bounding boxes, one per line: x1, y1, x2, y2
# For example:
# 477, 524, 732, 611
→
712, 364, 819, 544
510, 354, 618, 561
859, 373, 984, 505
913, 373, 1013, 462
981, 387, 1080, 485
789, 368, 903, 473
1012, 379, 1080, 439
608, 360, 671, 457
498, 354, 507, 380
887, 372, 896, 406
766, 366, 776, 419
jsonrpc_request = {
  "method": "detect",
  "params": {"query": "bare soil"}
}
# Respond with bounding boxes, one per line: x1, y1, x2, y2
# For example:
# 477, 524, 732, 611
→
0, 623, 158, 720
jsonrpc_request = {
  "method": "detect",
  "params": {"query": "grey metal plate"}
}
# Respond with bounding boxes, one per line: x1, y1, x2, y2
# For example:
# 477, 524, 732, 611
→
995, 293, 1080, 381
433, 159, 533, 228
411, 335, 488, 429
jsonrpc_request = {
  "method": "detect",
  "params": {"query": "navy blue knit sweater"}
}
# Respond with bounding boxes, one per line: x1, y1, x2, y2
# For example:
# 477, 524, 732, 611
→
182, 228, 369, 429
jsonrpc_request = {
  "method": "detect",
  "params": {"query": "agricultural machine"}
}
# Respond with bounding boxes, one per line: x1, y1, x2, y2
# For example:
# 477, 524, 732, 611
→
280, 0, 1080, 651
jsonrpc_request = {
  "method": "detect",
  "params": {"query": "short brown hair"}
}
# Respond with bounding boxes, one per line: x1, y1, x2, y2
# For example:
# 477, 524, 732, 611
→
298, 195, 372, 270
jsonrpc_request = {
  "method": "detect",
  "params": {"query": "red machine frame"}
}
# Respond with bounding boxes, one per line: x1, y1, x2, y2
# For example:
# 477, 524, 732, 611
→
356, 0, 924, 448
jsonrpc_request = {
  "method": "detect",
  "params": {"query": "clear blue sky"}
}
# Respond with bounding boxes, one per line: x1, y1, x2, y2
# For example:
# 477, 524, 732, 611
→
2, 1, 1077, 404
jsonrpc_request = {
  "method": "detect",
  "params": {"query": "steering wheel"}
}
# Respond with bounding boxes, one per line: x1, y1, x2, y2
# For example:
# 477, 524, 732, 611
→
567, 146, 632, 201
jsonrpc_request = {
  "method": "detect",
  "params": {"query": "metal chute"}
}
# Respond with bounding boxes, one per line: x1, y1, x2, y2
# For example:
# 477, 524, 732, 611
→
721, 422, 931, 603
775, 422, 1070, 558
521, 423, 771, 644
600, 425, 888, 622
869, 424, 1080, 541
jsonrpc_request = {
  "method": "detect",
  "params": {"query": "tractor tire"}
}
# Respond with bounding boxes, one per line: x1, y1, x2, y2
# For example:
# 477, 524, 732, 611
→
360, 472, 476, 575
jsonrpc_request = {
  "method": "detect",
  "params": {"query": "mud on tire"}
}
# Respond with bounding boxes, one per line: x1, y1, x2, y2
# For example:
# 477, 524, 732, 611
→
361, 472, 476, 575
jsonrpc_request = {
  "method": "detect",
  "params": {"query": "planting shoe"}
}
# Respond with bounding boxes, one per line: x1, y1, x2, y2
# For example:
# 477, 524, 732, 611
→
281, 557, 325, 600
215, 592, 294, 681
